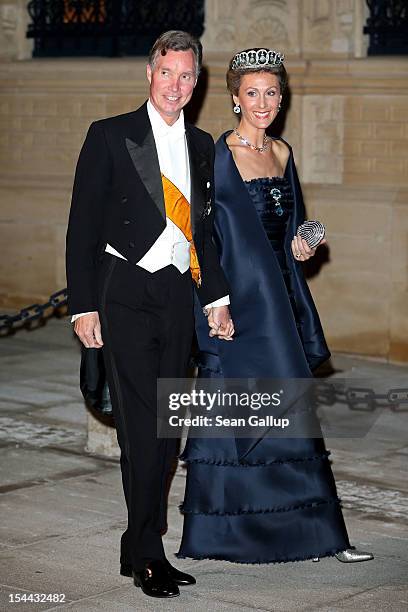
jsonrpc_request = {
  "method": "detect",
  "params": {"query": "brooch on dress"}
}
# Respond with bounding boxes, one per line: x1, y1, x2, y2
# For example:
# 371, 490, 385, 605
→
270, 187, 283, 216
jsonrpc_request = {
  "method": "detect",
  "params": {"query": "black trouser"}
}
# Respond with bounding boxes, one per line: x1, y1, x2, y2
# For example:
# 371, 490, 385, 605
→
98, 254, 194, 571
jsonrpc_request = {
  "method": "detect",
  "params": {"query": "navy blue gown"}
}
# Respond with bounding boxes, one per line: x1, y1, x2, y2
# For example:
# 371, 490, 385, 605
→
177, 134, 350, 563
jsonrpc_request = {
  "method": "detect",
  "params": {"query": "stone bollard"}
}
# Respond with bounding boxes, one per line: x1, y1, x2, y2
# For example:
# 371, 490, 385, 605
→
85, 412, 119, 459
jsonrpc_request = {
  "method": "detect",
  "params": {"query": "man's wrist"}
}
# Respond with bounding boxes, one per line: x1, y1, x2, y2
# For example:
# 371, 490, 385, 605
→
203, 295, 230, 314
71, 311, 97, 323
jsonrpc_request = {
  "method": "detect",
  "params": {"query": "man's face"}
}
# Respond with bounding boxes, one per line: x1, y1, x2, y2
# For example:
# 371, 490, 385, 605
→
147, 49, 197, 125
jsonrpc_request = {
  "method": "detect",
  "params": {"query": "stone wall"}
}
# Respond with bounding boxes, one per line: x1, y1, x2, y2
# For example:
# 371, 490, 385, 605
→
202, 0, 368, 59
0, 0, 407, 365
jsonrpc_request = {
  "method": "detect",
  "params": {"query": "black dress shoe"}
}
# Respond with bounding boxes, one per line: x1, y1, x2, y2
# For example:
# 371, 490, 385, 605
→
121, 560, 196, 586
132, 560, 179, 598
165, 560, 196, 585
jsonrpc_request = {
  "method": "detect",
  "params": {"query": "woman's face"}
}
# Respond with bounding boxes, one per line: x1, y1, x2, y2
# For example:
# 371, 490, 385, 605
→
234, 72, 282, 129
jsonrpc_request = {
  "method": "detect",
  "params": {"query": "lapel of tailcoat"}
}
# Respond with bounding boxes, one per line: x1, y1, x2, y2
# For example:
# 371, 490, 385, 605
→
125, 102, 166, 221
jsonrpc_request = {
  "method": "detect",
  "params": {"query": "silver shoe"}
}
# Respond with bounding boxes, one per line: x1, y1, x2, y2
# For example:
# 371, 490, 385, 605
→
335, 548, 374, 563
312, 547, 374, 563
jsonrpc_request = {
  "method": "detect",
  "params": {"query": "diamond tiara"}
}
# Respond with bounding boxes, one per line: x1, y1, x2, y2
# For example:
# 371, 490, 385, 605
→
230, 48, 285, 71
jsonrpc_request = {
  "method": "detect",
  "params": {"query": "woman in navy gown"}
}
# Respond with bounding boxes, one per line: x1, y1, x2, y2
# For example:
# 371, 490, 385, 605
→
177, 48, 373, 564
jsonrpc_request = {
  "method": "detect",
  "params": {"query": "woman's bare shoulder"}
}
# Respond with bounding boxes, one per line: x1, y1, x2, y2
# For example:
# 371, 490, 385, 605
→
271, 138, 291, 163
273, 137, 291, 150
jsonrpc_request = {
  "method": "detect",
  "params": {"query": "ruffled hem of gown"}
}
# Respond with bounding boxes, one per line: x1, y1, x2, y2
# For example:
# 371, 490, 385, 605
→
176, 504, 350, 564
177, 451, 350, 562
180, 496, 342, 516
178, 449, 331, 466
175, 545, 346, 565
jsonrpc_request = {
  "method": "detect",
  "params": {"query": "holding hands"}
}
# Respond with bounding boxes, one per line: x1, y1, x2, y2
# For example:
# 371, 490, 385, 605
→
207, 305, 234, 341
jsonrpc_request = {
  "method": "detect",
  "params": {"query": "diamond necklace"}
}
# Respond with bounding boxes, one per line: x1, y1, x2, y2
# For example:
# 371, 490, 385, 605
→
233, 128, 269, 152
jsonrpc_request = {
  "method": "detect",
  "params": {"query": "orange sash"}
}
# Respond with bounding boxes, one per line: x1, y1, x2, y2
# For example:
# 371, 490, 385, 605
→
161, 174, 201, 287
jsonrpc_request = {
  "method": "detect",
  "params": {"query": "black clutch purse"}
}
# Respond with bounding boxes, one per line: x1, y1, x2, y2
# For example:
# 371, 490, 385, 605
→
80, 346, 113, 417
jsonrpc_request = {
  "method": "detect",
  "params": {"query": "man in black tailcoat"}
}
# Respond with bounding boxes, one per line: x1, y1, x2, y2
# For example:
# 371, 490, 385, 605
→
66, 30, 233, 599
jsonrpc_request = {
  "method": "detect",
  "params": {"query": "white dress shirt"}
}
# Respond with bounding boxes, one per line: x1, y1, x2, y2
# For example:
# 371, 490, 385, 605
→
106, 100, 191, 273
72, 100, 228, 322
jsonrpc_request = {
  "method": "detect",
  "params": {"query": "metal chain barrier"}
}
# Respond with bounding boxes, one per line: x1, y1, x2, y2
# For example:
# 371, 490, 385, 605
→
0, 288, 67, 334
314, 381, 408, 412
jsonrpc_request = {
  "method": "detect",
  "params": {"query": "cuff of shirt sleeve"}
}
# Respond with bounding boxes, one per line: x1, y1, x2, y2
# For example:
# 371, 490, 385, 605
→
71, 311, 97, 323
204, 295, 230, 310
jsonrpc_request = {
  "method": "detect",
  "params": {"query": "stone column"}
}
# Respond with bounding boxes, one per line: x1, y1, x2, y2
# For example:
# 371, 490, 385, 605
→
0, 0, 33, 60
302, 0, 368, 59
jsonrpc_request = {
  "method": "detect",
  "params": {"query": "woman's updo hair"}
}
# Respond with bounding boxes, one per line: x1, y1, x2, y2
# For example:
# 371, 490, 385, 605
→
226, 48, 288, 96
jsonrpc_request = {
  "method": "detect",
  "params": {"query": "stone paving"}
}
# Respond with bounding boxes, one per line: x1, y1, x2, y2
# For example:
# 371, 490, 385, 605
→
0, 317, 407, 611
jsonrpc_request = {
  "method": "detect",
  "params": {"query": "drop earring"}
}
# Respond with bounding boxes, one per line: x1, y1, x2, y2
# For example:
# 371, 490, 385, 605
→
233, 104, 240, 114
